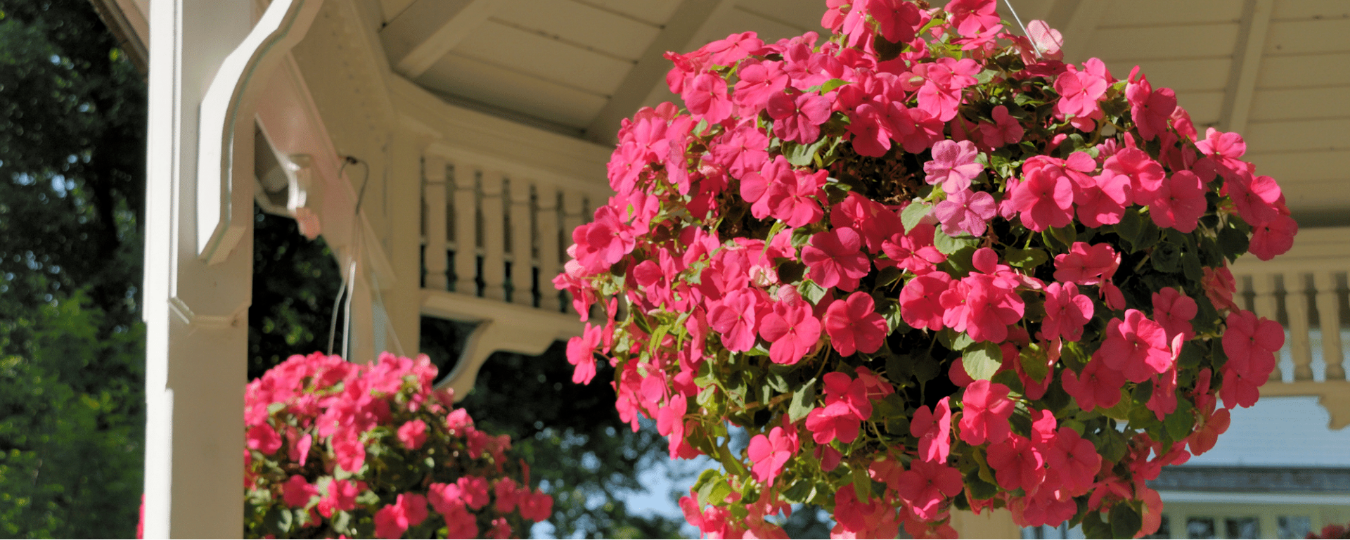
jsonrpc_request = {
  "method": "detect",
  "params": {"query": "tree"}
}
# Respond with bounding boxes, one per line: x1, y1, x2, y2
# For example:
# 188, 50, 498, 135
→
0, 0, 147, 537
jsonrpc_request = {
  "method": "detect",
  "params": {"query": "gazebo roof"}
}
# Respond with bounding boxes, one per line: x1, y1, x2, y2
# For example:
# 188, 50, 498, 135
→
370, 0, 1350, 225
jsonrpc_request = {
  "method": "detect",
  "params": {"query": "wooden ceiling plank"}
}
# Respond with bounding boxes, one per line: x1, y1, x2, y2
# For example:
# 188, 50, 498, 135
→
1056, 0, 1110, 64
583, 0, 734, 143
379, 0, 502, 78
1220, 0, 1274, 133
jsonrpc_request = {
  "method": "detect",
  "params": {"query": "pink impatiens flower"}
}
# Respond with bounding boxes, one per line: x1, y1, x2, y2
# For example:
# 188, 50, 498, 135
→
1054, 59, 1110, 123
565, 323, 602, 385
823, 291, 889, 357
1044, 427, 1101, 497
1149, 170, 1207, 232
247, 423, 282, 455
683, 72, 733, 124
986, 434, 1045, 493
958, 380, 1014, 445
1126, 72, 1177, 142
1061, 358, 1125, 412
933, 188, 997, 237
980, 105, 1025, 148
282, 475, 318, 508
802, 227, 871, 291
894, 459, 964, 520
1249, 214, 1297, 261
1220, 310, 1284, 408
1096, 309, 1173, 383
924, 140, 983, 193
746, 426, 799, 487
1041, 281, 1093, 342
397, 419, 428, 450
1053, 242, 1119, 286
759, 299, 823, 365
1008, 156, 1076, 231
899, 271, 952, 331
1152, 288, 1197, 341
707, 288, 760, 352
910, 397, 953, 463
767, 91, 832, 144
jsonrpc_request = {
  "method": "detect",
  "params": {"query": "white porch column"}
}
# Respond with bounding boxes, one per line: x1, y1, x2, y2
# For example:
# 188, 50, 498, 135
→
143, 0, 320, 536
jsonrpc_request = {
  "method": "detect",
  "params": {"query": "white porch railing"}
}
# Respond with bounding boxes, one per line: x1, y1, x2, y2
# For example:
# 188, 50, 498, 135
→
419, 147, 611, 399
1230, 227, 1350, 429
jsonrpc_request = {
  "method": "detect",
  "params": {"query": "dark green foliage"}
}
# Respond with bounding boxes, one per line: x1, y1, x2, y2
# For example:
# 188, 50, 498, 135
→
0, 1, 147, 536
248, 206, 343, 380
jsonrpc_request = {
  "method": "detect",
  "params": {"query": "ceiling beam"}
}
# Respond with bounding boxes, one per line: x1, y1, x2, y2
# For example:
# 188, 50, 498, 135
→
379, 0, 501, 79
1220, 0, 1274, 133
583, 0, 733, 144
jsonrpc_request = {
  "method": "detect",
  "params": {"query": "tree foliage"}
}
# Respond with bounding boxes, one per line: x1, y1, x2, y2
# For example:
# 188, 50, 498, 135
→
0, 0, 147, 537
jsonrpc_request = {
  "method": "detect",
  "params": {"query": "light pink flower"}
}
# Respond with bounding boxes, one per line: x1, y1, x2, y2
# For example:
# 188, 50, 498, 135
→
924, 140, 983, 193
933, 188, 997, 237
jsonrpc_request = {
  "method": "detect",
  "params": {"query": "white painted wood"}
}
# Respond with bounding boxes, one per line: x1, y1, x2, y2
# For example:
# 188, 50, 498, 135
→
585, 0, 733, 142
1102, 58, 1232, 93
1272, 0, 1350, 20
1249, 87, 1350, 123
196, 0, 323, 264
536, 184, 561, 311
1251, 273, 1283, 382
508, 177, 533, 306
1056, 0, 1110, 63
1313, 272, 1345, 381
561, 189, 586, 315
1220, 0, 1274, 134
142, 0, 271, 536
493, 0, 660, 62
384, 130, 427, 355
1246, 119, 1350, 153
1285, 272, 1314, 381
1256, 52, 1350, 89
417, 53, 609, 129
1178, 90, 1226, 126
380, 0, 502, 78
1083, 23, 1238, 62
481, 170, 506, 301
455, 20, 635, 95
451, 159, 478, 294
422, 289, 582, 400
1247, 149, 1350, 181
1264, 18, 1350, 55
1099, 0, 1243, 26
423, 154, 448, 290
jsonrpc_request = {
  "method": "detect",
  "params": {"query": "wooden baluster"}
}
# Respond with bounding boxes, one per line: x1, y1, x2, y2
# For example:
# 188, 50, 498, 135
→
422, 155, 448, 290
1315, 271, 1346, 380
481, 171, 506, 301
1285, 272, 1314, 381
560, 190, 585, 315
508, 178, 533, 306
451, 160, 477, 295
1252, 273, 1283, 382
536, 185, 561, 311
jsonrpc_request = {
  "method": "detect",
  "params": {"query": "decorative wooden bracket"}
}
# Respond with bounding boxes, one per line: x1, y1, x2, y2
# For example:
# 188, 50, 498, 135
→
197, 0, 323, 264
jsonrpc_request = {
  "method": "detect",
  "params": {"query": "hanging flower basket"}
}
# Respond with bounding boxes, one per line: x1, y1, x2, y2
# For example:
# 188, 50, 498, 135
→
555, 0, 1296, 537
242, 353, 551, 538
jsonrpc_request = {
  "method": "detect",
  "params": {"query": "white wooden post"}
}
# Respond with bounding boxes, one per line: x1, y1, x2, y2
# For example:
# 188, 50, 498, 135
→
1314, 272, 1345, 380
536, 185, 561, 311
481, 171, 507, 301
1284, 272, 1314, 381
423, 155, 449, 290
560, 189, 585, 315
452, 160, 477, 294
508, 179, 533, 306
144, 0, 321, 536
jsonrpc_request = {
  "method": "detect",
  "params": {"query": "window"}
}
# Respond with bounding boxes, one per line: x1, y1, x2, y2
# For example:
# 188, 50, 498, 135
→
1187, 517, 1216, 539
1224, 517, 1260, 539
1278, 516, 1312, 539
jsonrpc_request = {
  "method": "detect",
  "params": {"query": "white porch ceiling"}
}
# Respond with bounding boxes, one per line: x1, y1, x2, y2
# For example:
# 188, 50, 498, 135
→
362, 0, 1350, 226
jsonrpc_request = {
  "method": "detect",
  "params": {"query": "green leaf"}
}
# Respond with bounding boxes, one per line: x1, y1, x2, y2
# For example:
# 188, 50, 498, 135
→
1110, 502, 1143, 539
1019, 346, 1049, 383
1005, 247, 1049, 269
799, 280, 828, 305
694, 469, 721, 506
963, 342, 1002, 381
766, 371, 790, 393
1083, 510, 1112, 539
788, 378, 818, 423
901, 202, 931, 233
852, 465, 873, 503
1150, 240, 1182, 273
886, 353, 914, 384
1163, 399, 1196, 442
934, 229, 980, 255
781, 478, 814, 503
952, 332, 975, 351
875, 265, 903, 287
820, 78, 851, 92
784, 137, 829, 167
1218, 223, 1250, 261
1117, 208, 1143, 247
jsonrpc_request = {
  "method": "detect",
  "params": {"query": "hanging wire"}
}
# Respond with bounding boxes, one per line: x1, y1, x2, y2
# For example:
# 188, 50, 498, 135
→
326, 155, 370, 356
1003, 0, 1042, 58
